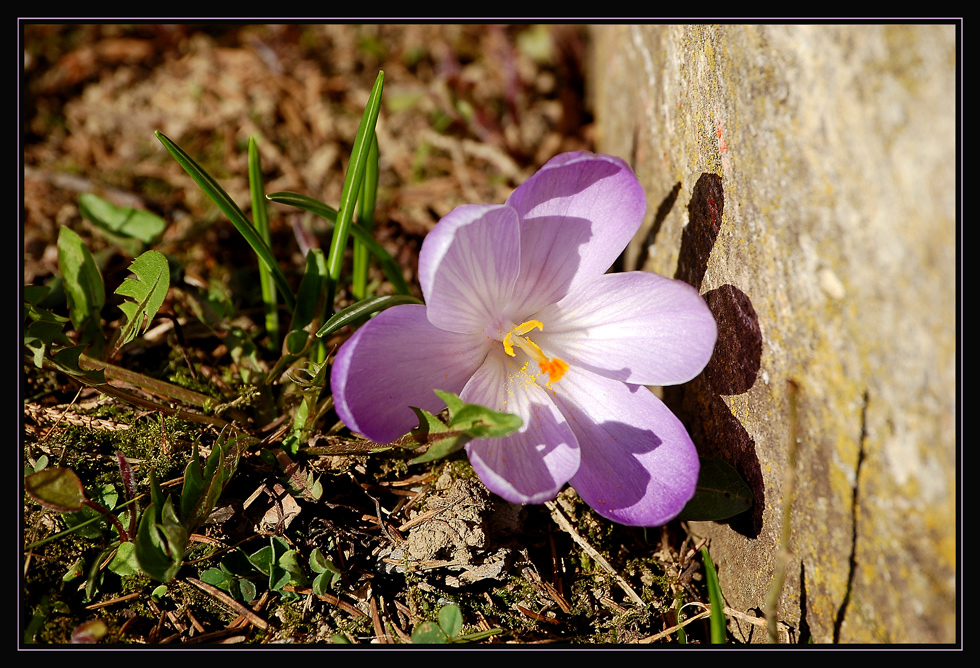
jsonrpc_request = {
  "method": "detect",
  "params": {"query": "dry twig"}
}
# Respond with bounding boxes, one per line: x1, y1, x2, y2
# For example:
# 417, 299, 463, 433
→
545, 500, 645, 607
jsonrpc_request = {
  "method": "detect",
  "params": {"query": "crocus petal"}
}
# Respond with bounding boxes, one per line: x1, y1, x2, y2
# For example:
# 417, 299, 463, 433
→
534, 271, 718, 386
418, 204, 521, 334
505, 152, 646, 315
331, 304, 490, 444
462, 349, 579, 504
550, 367, 700, 526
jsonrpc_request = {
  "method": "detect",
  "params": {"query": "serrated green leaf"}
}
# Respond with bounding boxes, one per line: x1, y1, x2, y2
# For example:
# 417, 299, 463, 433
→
434, 389, 466, 416
113, 250, 169, 353
25, 319, 71, 368
450, 403, 523, 438
676, 458, 754, 521
407, 391, 521, 465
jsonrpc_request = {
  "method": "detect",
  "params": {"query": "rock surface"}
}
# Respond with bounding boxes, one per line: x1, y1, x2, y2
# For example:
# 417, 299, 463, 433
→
590, 24, 957, 643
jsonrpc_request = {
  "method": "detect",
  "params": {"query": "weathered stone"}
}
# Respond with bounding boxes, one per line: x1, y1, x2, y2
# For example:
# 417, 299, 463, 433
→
591, 25, 956, 643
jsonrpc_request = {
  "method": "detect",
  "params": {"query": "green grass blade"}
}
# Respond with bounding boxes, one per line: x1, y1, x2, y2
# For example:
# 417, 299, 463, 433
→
324, 71, 384, 310
248, 137, 280, 349
701, 546, 727, 644
352, 132, 379, 300
316, 294, 422, 339
267, 191, 411, 296
155, 131, 295, 312
266, 191, 339, 222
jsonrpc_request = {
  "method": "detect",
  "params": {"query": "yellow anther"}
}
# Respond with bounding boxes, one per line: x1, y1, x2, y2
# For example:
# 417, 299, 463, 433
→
513, 320, 543, 336
501, 320, 568, 383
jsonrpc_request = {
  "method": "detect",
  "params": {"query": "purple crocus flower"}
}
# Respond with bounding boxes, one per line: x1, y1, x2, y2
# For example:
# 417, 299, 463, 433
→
331, 152, 717, 526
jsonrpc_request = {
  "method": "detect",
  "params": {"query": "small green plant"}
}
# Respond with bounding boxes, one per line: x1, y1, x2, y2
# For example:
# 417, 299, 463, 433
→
200, 536, 340, 604
408, 389, 523, 464
25, 427, 244, 591
410, 604, 502, 644
701, 546, 727, 644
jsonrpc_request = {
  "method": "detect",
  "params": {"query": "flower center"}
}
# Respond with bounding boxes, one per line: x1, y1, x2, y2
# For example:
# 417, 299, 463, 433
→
501, 320, 569, 383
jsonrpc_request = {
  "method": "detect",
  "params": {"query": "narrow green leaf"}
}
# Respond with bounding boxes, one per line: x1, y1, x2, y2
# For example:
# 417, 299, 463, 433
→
266, 191, 338, 222
179, 443, 205, 527
113, 250, 170, 354
352, 132, 379, 300
316, 294, 422, 339
292, 248, 329, 335
248, 137, 280, 349
267, 191, 410, 295
155, 131, 295, 311
325, 71, 385, 309
701, 546, 727, 644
